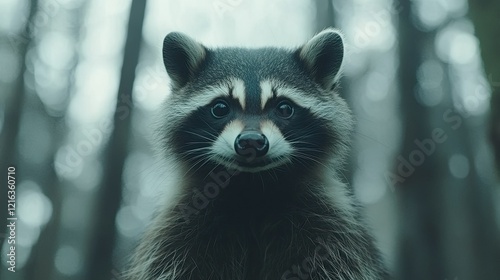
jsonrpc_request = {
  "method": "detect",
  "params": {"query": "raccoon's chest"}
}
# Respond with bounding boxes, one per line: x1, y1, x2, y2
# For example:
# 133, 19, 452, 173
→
205, 171, 300, 221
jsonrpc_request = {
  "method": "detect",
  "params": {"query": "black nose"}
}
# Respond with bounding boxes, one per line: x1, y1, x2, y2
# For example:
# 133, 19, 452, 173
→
234, 132, 269, 158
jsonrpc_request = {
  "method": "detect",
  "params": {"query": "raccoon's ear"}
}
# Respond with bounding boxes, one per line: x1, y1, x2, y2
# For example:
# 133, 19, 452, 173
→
297, 29, 344, 91
163, 32, 207, 88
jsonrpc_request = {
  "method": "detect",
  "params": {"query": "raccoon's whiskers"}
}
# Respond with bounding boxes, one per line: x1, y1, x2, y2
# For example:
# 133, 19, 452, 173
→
188, 153, 218, 176
292, 151, 332, 172
202, 157, 226, 181
181, 130, 218, 142
179, 149, 215, 176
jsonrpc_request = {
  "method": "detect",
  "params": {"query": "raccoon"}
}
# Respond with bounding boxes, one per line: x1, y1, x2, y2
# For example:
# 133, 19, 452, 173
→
127, 29, 389, 280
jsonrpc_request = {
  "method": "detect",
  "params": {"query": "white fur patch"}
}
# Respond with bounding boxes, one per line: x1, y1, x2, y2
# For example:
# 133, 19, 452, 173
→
260, 80, 274, 109
173, 77, 246, 113
210, 119, 294, 173
211, 119, 244, 158
275, 87, 318, 109
230, 78, 246, 110
260, 120, 293, 159
259, 79, 327, 115
180, 83, 231, 111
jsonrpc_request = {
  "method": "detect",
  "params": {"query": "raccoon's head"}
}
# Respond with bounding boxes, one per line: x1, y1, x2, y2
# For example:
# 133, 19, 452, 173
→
158, 29, 353, 174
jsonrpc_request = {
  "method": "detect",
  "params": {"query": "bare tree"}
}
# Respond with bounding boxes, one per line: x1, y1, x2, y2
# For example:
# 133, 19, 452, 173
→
23, 3, 91, 279
468, 0, 500, 172
83, 0, 148, 279
315, 0, 336, 32
0, 0, 39, 255
395, 1, 444, 278
395, 0, 500, 279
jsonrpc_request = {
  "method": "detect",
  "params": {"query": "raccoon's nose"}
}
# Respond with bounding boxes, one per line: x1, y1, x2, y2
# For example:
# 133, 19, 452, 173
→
234, 132, 269, 158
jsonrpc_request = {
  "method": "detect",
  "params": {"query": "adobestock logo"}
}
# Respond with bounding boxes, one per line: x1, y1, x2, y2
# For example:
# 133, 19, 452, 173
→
281, 237, 331, 280
9, 0, 81, 53
385, 106, 468, 188
55, 121, 112, 178
350, 3, 402, 53
177, 140, 263, 222
213, 0, 244, 18
177, 167, 237, 222
386, 127, 448, 186
385, 72, 497, 189
55, 88, 138, 179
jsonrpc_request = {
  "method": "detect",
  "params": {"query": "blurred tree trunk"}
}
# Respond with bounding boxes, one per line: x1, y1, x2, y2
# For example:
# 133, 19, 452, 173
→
84, 0, 147, 279
315, 0, 335, 32
468, 0, 500, 173
0, 0, 38, 253
395, 1, 445, 278
396, 0, 500, 279
24, 3, 88, 280
25, 128, 62, 280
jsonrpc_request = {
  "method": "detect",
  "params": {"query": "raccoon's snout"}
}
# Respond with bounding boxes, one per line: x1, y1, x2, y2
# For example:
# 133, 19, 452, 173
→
234, 132, 269, 158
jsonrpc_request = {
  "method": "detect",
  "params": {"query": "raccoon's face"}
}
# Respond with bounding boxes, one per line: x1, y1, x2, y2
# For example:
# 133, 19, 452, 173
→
159, 29, 352, 173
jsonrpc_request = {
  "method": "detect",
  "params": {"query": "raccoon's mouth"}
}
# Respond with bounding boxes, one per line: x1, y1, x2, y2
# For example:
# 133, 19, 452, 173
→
212, 155, 289, 173
235, 156, 270, 168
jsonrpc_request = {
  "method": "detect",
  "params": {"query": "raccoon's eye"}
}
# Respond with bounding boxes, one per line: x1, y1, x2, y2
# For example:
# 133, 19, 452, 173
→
211, 100, 230, 118
276, 101, 294, 119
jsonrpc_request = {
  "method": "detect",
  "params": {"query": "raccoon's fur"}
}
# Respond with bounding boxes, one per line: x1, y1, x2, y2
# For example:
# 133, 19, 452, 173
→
127, 29, 389, 280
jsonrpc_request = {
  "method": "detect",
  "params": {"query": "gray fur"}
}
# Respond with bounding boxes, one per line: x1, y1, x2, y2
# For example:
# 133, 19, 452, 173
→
163, 32, 207, 88
298, 29, 344, 90
126, 29, 390, 280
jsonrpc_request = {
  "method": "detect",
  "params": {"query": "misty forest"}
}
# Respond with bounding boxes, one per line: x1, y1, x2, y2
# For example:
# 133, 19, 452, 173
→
1, 0, 499, 279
